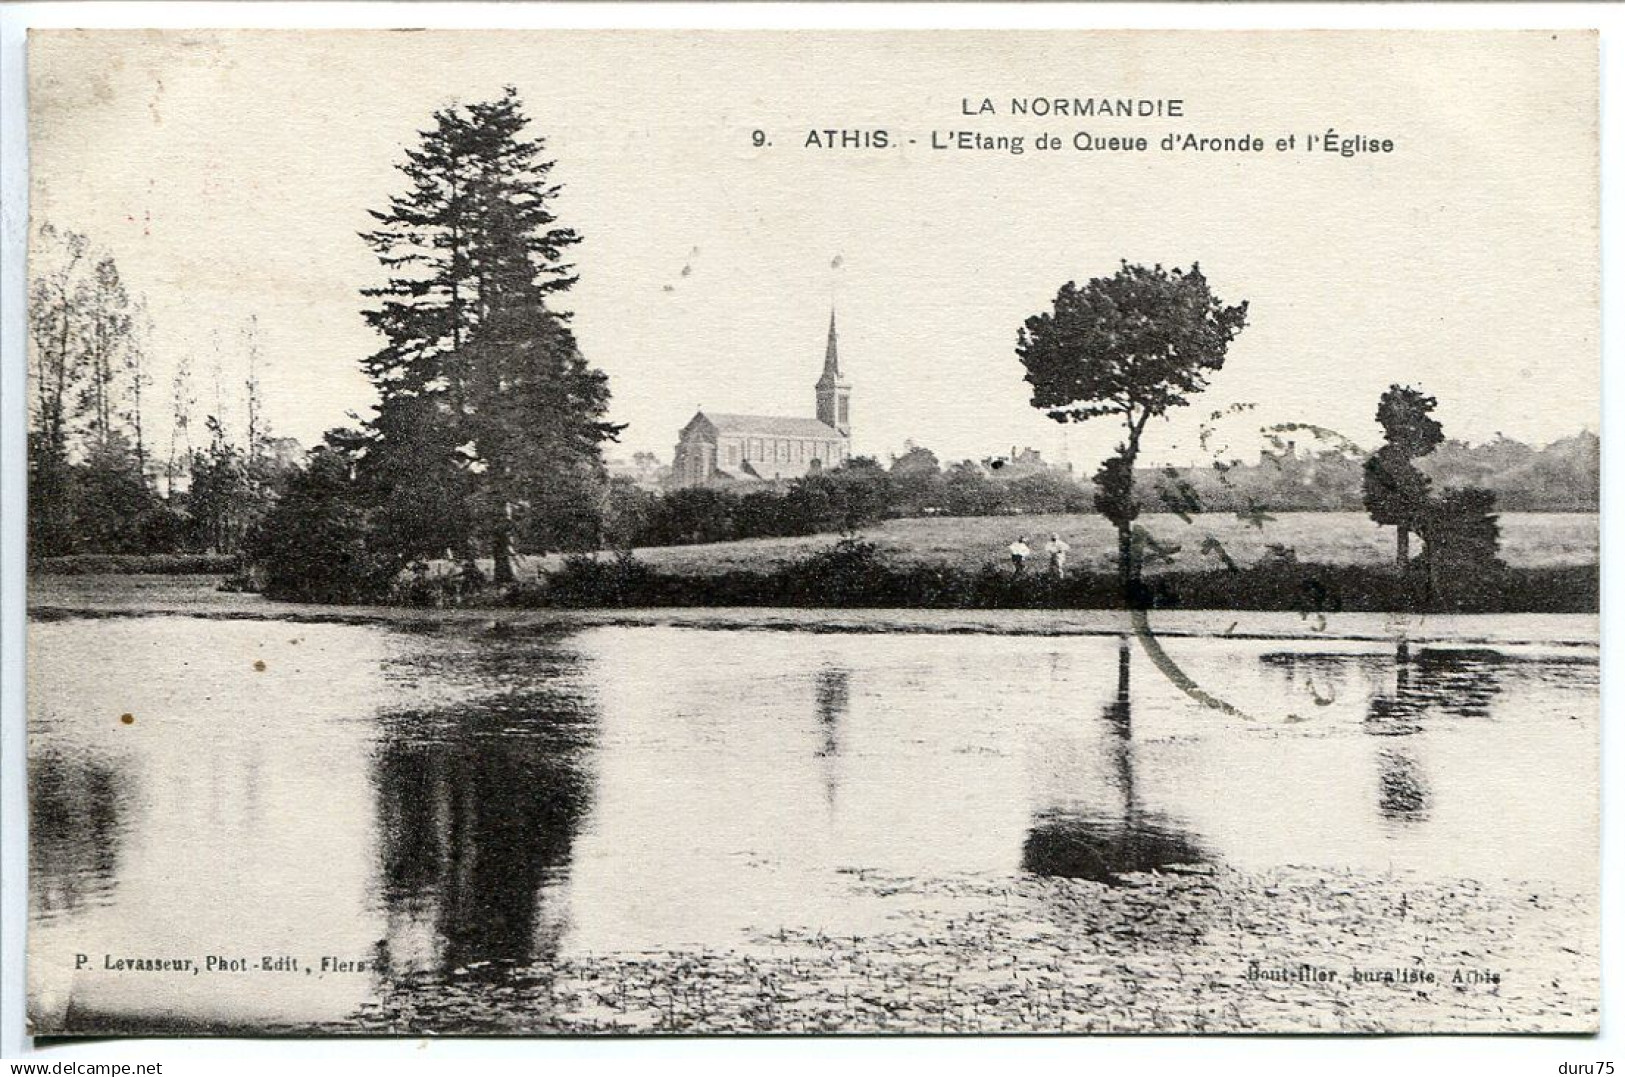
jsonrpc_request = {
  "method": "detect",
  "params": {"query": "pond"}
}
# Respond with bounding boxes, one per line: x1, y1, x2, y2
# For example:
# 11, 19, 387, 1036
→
26, 613, 1598, 1032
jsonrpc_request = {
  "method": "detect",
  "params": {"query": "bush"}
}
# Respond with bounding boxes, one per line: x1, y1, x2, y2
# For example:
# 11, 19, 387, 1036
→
248, 448, 402, 603
506, 539, 1595, 614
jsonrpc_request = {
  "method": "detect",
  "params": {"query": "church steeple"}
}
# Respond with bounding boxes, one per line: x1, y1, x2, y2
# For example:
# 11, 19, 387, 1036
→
815, 308, 851, 438
822, 309, 841, 379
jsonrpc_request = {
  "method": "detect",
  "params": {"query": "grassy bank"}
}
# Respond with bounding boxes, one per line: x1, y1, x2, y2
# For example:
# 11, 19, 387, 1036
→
598, 511, 1598, 578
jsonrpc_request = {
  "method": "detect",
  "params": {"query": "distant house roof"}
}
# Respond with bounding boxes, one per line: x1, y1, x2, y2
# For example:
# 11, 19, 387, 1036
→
699, 412, 844, 439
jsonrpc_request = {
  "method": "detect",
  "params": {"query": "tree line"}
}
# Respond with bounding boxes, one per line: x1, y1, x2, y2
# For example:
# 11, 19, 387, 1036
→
27, 225, 292, 561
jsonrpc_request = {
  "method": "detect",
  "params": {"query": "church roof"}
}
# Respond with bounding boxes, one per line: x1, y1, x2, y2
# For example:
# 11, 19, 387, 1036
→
699, 412, 845, 439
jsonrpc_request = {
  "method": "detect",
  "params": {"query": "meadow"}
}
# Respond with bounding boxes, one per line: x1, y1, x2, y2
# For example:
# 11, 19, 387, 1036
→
574, 511, 1598, 578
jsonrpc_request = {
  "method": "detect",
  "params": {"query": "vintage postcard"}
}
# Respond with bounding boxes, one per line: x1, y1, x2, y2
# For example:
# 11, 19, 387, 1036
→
24, 30, 1598, 1036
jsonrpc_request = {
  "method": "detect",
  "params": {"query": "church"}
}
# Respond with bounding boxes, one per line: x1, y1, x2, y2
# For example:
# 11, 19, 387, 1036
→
669, 312, 852, 488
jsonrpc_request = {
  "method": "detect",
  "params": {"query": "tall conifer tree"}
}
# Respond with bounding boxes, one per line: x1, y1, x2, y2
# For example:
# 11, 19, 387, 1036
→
359, 88, 619, 582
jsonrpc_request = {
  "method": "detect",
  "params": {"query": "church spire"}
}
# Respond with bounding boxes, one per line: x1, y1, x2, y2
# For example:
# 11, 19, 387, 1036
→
815, 307, 851, 437
823, 308, 840, 378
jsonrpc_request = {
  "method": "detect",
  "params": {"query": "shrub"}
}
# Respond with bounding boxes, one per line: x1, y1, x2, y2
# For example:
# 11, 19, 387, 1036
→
248, 449, 402, 603
506, 538, 1594, 615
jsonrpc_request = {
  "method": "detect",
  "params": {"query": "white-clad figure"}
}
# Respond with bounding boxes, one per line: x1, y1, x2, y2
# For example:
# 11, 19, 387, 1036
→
1045, 533, 1072, 578
1009, 536, 1031, 576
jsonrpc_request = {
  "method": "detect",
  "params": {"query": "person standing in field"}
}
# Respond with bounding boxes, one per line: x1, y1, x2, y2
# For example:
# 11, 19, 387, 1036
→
1009, 535, 1031, 575
1045, 533, 1072, 578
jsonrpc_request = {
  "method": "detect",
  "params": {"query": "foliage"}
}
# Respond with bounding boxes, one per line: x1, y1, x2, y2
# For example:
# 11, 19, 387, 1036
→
27, 224, 289, 560
27, 432, 186, 560
30, 553, 241, 576
356, 87, 621, 582
1092, 450, 1139, 530
248, 446, 401, 603
1417, 486, 1505, 608
510, 538, 1592, 615
1359, 384, 1506, 598
1016, 262, 1248, 591
1017, 262, 1251, 429
1362, 385, 1444, 566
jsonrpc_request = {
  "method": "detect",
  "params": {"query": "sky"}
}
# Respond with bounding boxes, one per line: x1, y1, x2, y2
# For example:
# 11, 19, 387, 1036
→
28, 29, 1599, 471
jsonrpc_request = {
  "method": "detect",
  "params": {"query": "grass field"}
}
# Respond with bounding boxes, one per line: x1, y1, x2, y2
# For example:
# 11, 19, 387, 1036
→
544, 511, 1597, 578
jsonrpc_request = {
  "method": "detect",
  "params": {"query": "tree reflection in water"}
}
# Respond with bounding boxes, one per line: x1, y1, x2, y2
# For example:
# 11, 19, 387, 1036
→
1367, 646, 1506, 730
812, 667, 850, 810
1375, 746, 1430, 821
29, 753, 130, 919
1022, 638, 1209, 885
1261, 643, 1516, 823
1365, 645, 1510, 823
371, 677, 597, 979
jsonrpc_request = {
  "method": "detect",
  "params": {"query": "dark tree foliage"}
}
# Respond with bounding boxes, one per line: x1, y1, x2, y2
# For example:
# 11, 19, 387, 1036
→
27, 434, 186, 558
1092, 451, 1139, 530
1016, 262, 1248, 595
1418, 486, 1504, 607
887, 446, 946, 516
601, 478, 658, 550
358, 88, 621, 583
1362, 385, 1445, 567
250, 445, 399, 603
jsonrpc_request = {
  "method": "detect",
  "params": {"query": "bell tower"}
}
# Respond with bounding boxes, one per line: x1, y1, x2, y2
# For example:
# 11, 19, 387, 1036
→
815, 309, 851, 438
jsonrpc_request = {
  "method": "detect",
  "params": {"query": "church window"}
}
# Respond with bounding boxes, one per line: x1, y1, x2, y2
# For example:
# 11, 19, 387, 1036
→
726, 443, 738, 465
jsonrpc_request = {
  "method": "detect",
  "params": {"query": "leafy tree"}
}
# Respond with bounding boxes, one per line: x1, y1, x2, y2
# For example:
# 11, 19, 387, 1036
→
1418, 487, 1503, 607
1362, 385, 1444, 567
1016, 262, 1248, 595
73, 438, 184, 555
28, 226, 167, 557
888, 445, 945, 515
358, 88, 620, 583
601, 478, 657, 550
942, 460, 998, 516
28, 225, 91, 467
251, 445, 397, 603
185, 416, 252, 554
825, 457, 892, 529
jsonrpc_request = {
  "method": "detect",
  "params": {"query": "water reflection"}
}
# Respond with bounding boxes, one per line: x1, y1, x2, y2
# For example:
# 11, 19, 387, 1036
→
1258, 644, 1510, 734
1376, 747, 1431, 821
1367, 646, 1506, 731
29, 753, 130, 918
813, 667, 849, 809
373, 681, 597, 977
1023, 639, 1208, 884
26, 617, 1599, 1033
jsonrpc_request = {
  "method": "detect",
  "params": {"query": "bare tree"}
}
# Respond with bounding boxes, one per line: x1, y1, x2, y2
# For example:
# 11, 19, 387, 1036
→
167, 352, 197, 497
76, 256, 136, 456
243, 314, 264, 471
28, 224, 90, 462
126, 298, 154, 484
